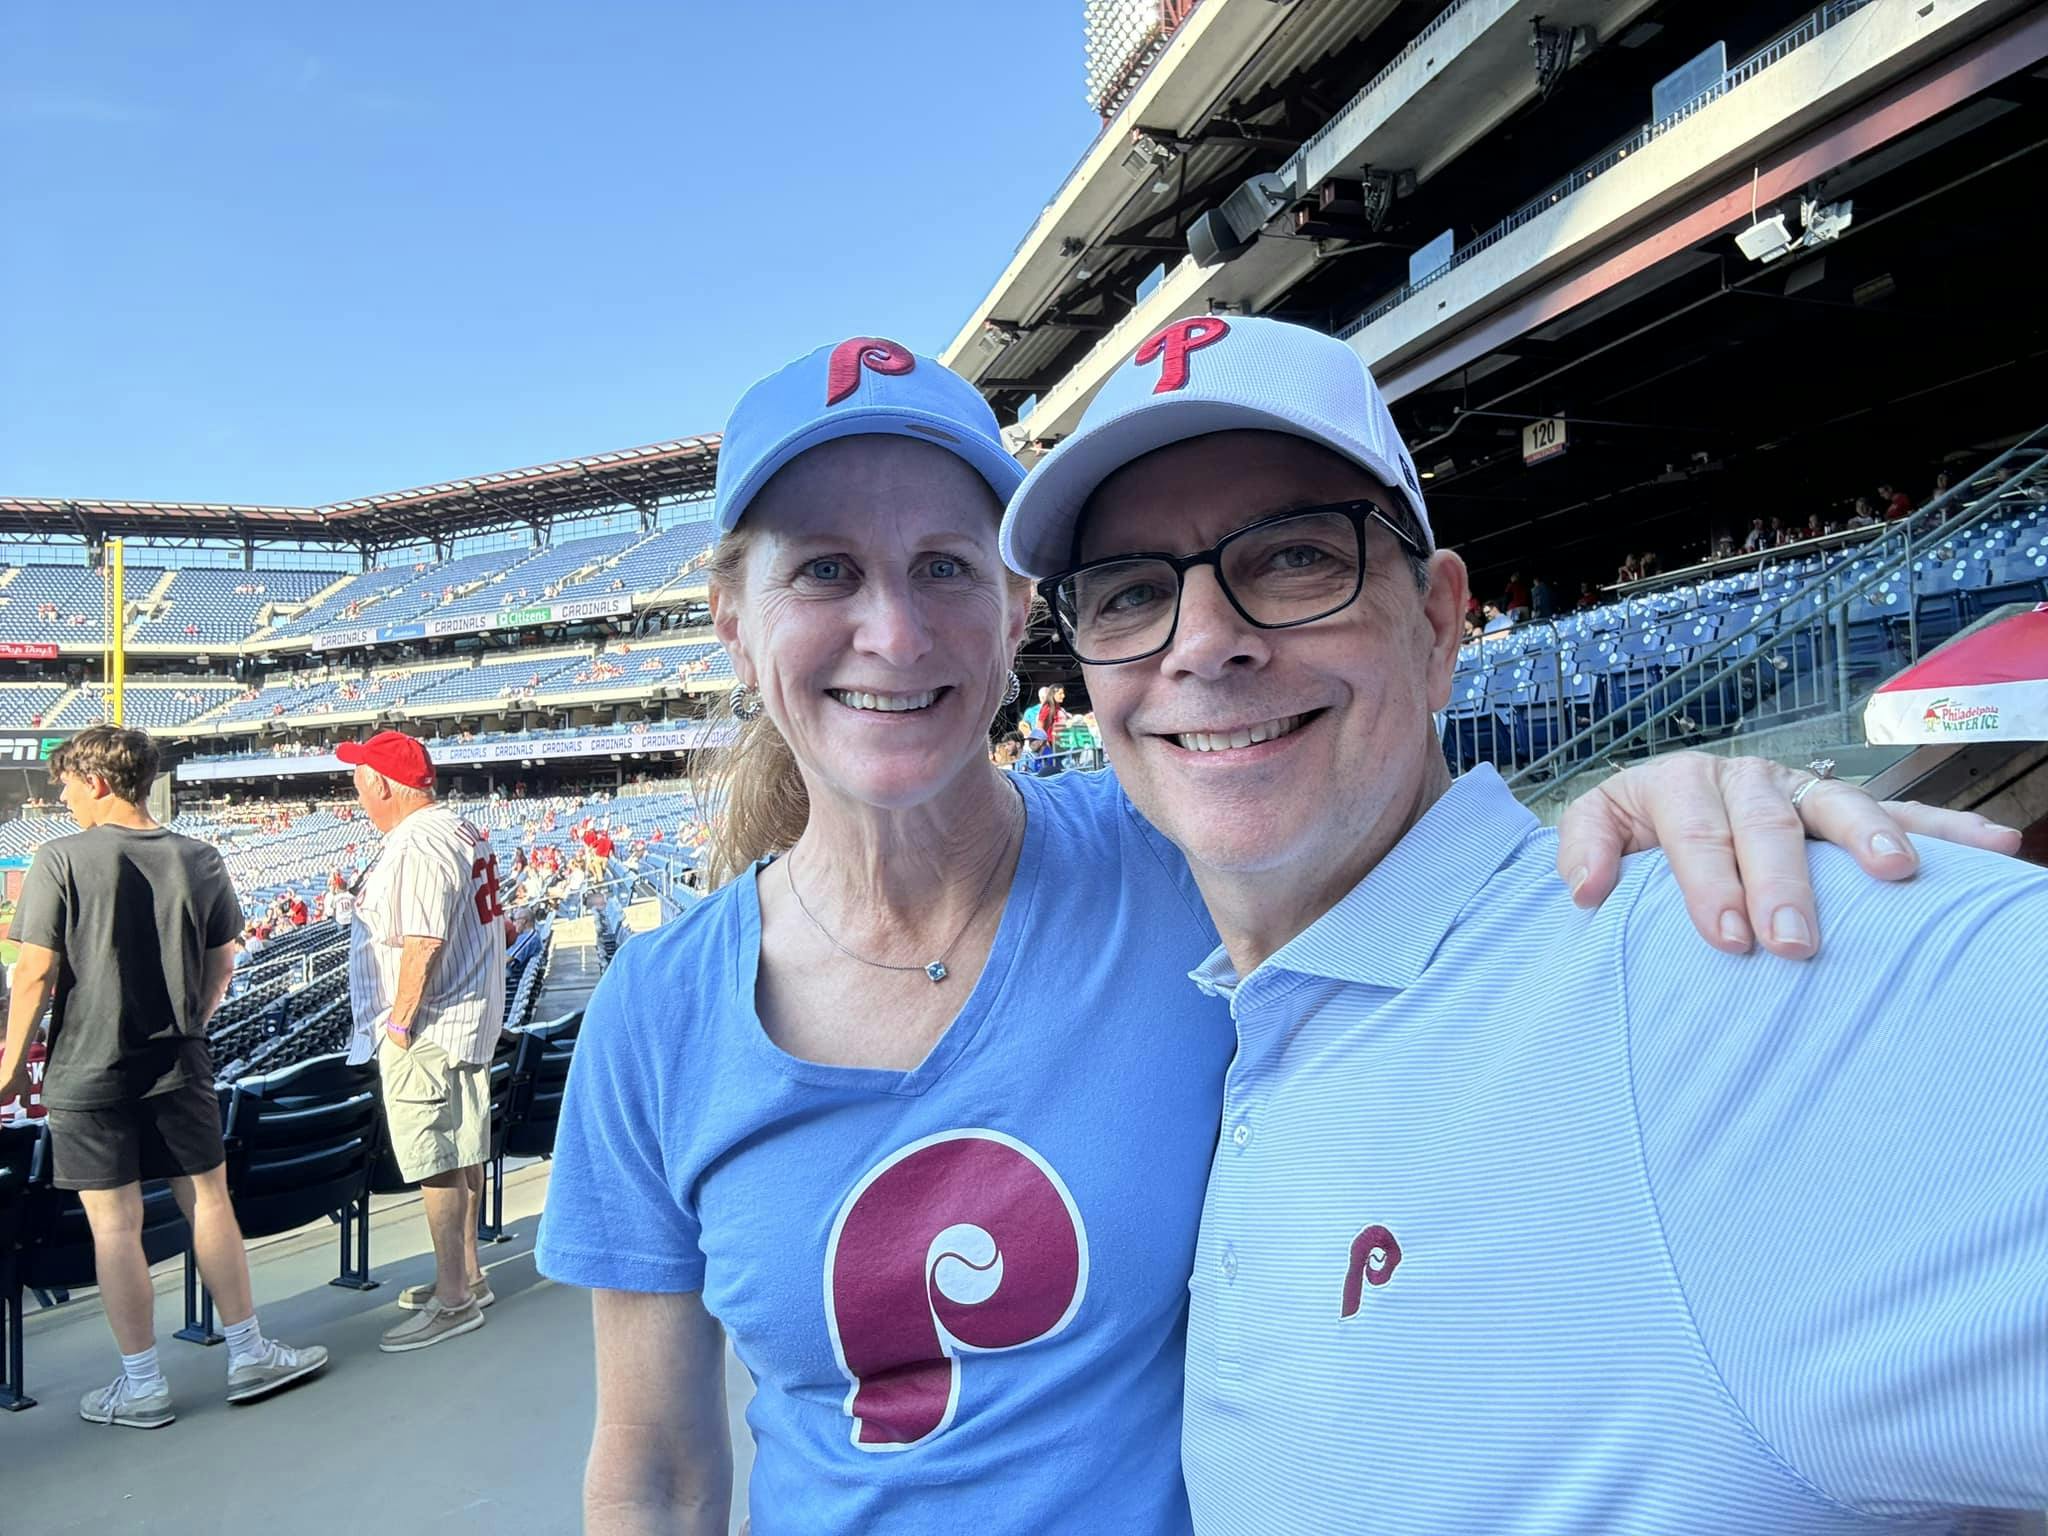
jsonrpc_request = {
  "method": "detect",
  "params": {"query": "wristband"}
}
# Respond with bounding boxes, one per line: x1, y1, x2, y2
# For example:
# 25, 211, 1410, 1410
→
385, 1020, 412, 1038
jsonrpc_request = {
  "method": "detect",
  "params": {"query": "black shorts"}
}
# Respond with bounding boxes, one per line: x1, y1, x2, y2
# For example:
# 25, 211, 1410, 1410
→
45, 1076, 226, 1191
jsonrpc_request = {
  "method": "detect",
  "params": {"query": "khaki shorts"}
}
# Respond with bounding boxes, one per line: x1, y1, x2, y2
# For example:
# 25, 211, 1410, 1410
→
377, 1035, 490, 1184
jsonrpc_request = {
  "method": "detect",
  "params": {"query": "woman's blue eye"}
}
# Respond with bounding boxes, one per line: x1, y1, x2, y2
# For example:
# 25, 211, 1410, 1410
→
802, 559, 846, 582
928, 557, 962, 578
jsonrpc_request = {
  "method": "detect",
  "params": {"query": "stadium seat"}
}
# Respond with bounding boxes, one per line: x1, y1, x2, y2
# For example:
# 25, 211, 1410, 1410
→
1, 1126, 190, 1407
175, 1055, 381, 1342
0, 1121, 41, 1409
503, 1013, 583, 1160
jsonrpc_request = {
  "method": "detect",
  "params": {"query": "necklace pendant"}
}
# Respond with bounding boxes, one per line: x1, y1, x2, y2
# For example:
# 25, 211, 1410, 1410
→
924, 961, 949, 983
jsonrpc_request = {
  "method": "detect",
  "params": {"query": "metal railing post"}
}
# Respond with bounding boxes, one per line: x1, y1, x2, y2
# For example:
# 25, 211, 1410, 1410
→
1833, 602, 1853, 717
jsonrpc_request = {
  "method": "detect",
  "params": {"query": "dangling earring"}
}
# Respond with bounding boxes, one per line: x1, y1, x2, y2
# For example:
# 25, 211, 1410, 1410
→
729, 683, 763, 721
1003, 671, 1023, 706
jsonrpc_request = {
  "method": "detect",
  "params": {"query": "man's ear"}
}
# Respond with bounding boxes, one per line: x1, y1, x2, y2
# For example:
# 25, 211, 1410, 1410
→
1420, 550, 1469, 715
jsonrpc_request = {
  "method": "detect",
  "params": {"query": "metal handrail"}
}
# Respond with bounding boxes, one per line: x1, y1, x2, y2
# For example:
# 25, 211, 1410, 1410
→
1339, 0, 1873, 340
1500, 426, 2048, 795
1295, 0, 1478, 175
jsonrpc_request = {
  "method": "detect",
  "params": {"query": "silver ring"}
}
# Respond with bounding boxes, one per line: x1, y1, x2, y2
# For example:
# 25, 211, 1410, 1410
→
1790, 776, 1825, 813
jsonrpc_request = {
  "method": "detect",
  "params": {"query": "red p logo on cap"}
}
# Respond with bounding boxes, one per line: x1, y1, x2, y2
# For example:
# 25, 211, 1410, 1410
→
1135, 316, 1230, 394
825, 337, 916, 406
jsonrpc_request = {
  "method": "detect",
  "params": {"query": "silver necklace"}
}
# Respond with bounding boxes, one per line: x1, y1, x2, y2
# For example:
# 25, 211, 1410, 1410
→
783, 798, 1020, 984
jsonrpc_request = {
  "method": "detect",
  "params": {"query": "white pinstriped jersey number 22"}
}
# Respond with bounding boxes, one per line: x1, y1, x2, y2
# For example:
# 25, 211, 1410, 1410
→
458, 821, 505, 927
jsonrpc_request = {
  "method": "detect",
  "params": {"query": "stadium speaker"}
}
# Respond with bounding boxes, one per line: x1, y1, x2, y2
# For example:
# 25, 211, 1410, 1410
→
1186, 172, 1292, 267
1189, 207, 1255, 266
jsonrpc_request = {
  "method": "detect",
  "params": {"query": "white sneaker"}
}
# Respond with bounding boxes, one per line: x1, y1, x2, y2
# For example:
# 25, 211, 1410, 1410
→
80, 1374, 175, 1428
226, 1339, 330, 1404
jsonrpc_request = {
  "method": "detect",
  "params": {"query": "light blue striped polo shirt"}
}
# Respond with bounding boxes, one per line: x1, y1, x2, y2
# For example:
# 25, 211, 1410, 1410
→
1182, 767, 2048, 1535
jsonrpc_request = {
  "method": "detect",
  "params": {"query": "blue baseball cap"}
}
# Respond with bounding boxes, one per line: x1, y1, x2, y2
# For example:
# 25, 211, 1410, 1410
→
712, 336, 1026, 535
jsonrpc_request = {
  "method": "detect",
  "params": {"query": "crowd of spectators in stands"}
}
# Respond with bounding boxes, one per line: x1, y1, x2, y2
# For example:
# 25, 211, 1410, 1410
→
25, 601, 92, 629
990, 686, 1105, 774
1455, 467, 1958, 643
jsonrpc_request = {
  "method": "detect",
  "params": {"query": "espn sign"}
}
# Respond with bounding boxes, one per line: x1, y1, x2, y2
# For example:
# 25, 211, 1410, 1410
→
0, 733, 67, 765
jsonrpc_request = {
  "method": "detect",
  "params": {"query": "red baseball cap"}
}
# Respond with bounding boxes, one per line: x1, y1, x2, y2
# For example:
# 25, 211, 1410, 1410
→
336, 730, 435, 790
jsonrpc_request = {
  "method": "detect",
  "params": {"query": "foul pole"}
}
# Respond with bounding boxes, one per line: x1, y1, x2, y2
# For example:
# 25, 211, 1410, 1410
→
109, 539, 126, 725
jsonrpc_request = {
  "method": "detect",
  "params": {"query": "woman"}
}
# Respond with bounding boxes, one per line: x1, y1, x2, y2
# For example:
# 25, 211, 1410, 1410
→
536, 338, 2001, 1535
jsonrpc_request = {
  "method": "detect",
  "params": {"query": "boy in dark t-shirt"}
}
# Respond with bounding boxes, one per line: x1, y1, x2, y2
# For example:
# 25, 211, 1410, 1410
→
0, 726, 327, 1428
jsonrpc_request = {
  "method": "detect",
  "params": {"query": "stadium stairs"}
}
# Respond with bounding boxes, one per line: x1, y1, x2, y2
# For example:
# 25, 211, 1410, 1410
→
1481, 427, 2048, 821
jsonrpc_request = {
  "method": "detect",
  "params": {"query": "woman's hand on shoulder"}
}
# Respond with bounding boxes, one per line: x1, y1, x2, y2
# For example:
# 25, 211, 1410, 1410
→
1555, 751, 2022, 957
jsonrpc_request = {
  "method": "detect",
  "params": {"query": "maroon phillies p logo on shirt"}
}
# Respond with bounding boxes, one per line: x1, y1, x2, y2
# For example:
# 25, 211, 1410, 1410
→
825, 336, 916, 406
1134, 316, 1230, 394
824, 1130, 1089, 1450
1340, 1223, 1401, 1318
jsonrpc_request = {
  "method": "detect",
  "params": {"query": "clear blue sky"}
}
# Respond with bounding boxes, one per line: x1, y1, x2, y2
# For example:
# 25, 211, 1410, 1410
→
0, 2, 1098, 505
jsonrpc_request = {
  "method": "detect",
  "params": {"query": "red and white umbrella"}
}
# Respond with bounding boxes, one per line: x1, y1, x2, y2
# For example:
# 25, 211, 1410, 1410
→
1864, 603, 2048, 744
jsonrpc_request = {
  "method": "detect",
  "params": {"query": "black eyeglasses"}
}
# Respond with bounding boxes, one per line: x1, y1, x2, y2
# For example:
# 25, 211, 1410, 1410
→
1037, 499, 1428, 666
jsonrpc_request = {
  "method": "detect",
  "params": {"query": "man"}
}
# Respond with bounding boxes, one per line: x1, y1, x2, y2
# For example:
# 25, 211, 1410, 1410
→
1881, 481, 1915, 520
584, 888, 621, 962
506, 905, 546, 989
1000, 316, 2047, 1530
338, 729, 506, 1351
0, 726, 326, 1428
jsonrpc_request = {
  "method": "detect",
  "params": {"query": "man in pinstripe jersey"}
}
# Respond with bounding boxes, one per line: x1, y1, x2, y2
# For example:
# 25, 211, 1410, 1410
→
1004, 316, 2047, 1532
339, 730, 508, 1355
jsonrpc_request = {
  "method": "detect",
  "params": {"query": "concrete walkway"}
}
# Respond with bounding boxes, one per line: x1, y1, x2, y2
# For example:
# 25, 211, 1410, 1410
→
2, 1164, 753, 1534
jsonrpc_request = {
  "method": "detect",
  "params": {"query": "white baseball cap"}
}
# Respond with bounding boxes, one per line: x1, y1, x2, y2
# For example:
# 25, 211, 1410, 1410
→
1000, 314, 1432, 577
714, 336, 1025, 534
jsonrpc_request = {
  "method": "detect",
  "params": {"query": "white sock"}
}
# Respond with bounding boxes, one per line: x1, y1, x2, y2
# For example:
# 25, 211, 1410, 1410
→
120, 1345, 165, 1391
223, 1313, 265, 1366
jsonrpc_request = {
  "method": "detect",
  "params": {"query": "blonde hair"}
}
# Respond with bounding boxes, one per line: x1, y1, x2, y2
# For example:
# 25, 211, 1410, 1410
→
699, 518, 1033, 888
702, 528, 810, 887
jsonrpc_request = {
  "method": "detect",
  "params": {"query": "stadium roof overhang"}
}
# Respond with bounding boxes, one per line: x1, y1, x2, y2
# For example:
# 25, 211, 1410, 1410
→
1372, 12, 2048, 583
0, 434, 722, 549
941, 0, 1422, 420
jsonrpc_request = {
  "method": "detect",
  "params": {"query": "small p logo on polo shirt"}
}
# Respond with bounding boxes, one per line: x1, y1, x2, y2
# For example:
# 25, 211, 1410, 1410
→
1339, 1223, 1401, 1318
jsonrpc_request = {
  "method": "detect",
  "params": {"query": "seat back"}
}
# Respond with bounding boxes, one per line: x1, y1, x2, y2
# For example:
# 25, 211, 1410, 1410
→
20, 1125, 190, 1288
504, 1012, 582, 1160
0, 1121, 40, 1249
487, 1027, 519, 1161
222, 1053, 379, 1240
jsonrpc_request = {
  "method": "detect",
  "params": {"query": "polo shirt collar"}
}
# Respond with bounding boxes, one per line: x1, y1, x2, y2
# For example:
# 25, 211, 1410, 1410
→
1190, 767, 1540, 999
